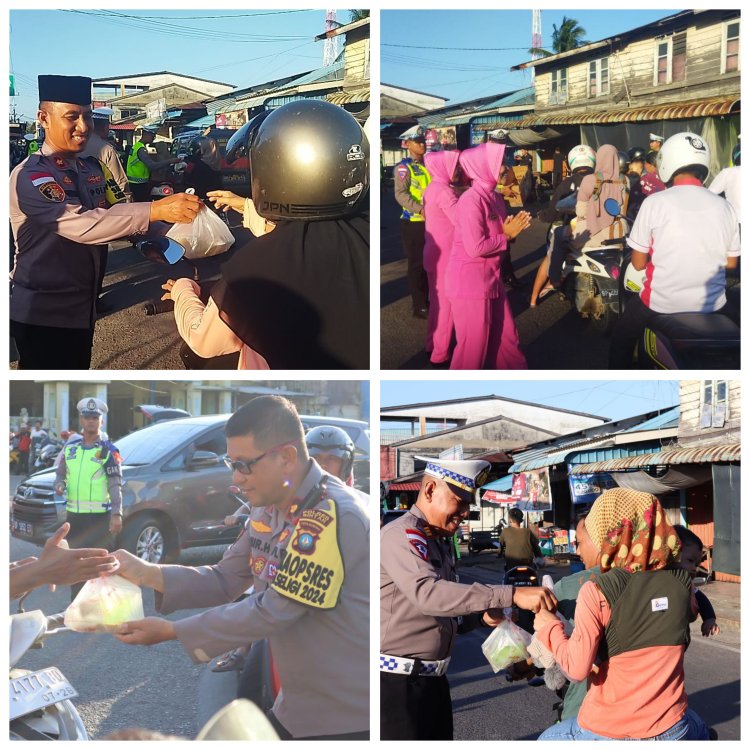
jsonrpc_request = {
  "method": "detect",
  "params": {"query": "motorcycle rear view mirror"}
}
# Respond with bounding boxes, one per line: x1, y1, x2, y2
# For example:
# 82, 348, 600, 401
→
604, 198, 621, 217
136, 237, 186, 265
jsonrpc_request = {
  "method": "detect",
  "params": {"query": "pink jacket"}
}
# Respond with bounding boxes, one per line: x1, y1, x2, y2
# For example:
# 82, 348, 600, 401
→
423, 151, 460, 278
445, 142, 509, 300
171, 278, 270, 370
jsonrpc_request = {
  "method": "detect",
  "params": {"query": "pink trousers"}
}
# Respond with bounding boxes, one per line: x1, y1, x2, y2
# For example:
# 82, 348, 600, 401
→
449, 295, 527, 370
425, 270, 454, 364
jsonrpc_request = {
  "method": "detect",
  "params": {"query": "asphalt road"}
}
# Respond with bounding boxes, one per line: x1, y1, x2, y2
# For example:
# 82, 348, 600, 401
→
449, 561, 741, 740
10, 534, 230, 739
9, 219, 254, 371
380, 191, 742, 370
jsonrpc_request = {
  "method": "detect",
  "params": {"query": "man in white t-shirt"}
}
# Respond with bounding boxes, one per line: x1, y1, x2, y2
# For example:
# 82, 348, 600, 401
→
708, 142, 740, 226
609, 132, 740, 368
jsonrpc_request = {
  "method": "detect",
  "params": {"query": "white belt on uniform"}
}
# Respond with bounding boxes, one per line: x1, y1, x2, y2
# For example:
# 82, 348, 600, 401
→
379, 653, 450, 677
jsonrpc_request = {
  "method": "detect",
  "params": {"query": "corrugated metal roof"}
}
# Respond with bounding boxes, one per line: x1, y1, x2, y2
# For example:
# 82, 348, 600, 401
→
290, 59, 344, 86
621, 406, 680, 433
569, 443, 741, 474
327, 88, 370, 105
388, 482, 421, 491
474, 96, 740, 131
510, 443, 659, 473
480, 475, 513, 492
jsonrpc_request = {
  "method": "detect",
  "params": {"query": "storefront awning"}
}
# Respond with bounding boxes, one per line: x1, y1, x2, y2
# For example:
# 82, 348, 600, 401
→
510, 444, 656, 473
474, 95, 740, 131
327, 88, 369, 105
482, 490, 515, 504
569, 443, 740, 474
388, 482, 421, 491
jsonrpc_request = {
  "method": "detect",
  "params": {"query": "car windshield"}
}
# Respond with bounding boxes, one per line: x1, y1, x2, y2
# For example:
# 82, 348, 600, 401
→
114, 421, 220, 466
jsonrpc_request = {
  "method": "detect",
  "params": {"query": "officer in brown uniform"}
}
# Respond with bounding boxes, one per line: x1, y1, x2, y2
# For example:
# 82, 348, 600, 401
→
380, 458, 556, 740
113, 396, 369, 741
9, 74, 201, 369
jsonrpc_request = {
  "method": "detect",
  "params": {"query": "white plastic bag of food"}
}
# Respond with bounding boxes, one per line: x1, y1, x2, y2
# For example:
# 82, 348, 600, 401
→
166, 205, 235, 259
481, 617, 533, 673
64, 575, 144, 633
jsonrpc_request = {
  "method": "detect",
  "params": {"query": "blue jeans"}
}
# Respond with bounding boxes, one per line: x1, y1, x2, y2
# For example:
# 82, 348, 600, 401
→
537, 709, 710, 741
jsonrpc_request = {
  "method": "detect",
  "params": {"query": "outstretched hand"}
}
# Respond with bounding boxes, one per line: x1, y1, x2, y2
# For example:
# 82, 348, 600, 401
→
114, 617, 177, 646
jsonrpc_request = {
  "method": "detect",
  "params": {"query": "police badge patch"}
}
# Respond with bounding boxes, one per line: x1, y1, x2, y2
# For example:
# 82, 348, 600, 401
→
406, 528, 429, 561
39, 182, 66, 202
253, 556, 267, 576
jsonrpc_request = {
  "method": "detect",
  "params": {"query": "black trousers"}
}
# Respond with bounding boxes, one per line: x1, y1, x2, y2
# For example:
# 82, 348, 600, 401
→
129, 182, 152, 203
380, 671, 453, 740
266, 710, 368, 741
66, 511, 115, 601
11, 321, 95, 370
399, 220, 428, 310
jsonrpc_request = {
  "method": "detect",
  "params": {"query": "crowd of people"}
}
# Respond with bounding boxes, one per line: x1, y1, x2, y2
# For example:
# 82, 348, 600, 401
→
380, 459, 721, 740
393, 128, 740, 370
9, 74, 370, 371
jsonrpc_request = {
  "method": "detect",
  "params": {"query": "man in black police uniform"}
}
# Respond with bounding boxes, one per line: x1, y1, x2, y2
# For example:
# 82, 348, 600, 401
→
9, 74, 200, 369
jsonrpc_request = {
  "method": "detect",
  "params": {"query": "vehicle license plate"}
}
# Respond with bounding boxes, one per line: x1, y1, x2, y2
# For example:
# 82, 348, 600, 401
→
10, 667, 78, 720
11, 519, 33, 536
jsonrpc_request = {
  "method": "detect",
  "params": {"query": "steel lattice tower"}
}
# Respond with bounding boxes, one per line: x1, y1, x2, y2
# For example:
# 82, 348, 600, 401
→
323, 9, 340, 67
531, 10, 543, 81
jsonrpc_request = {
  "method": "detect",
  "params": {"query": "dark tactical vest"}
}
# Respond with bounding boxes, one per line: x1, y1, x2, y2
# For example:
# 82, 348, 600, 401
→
594, 567, 693, 661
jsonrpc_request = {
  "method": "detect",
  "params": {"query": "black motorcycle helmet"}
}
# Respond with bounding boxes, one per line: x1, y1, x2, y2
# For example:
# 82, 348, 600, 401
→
225, 110, 273, 165
250, 99, 369, 221
627, 146, 647, 164
305, 425, 355, 480
617, 151, 629, 175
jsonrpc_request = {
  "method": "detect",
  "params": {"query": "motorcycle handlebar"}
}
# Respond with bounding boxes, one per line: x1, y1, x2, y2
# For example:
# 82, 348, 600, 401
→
601, 237, 627, 246
143, 299, 175, 316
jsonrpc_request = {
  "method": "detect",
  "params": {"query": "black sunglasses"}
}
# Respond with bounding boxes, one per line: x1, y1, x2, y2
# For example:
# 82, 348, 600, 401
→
223, 442, 293, 475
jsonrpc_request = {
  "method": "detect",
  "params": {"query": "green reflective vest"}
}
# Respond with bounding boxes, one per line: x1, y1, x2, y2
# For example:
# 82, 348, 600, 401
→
64, 443, 111, 513
401, 161, 431, 222
126, 141, 150, 183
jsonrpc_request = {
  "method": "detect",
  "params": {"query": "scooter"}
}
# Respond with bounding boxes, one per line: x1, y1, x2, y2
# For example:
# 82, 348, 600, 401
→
549, 193, 628, 333
609, 199, 741, 369
502, 564, 539, 635
10, 599, 88, 740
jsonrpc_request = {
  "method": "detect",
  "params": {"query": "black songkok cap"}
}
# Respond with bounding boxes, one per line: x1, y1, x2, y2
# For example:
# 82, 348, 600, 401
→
38, 75, 92, 106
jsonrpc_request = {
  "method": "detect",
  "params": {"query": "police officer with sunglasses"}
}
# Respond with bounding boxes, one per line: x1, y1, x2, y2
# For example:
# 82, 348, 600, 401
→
110, 396, 370, 740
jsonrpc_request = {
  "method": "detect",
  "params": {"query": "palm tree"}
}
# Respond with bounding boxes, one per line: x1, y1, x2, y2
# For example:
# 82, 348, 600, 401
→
529, 16, 588, 58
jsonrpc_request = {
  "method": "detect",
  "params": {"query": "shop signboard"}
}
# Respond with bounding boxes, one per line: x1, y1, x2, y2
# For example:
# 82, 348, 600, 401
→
511, 467, 552, 511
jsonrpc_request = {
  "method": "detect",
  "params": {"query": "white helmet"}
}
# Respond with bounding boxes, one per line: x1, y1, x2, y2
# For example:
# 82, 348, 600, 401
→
656, 132, 711, 185
568, 144, 596, 172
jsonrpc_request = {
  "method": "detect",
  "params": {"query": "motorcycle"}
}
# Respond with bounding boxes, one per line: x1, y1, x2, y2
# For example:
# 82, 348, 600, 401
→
549, 192, 629, 334
609, 199, 741, 369
10, 598, 87, 740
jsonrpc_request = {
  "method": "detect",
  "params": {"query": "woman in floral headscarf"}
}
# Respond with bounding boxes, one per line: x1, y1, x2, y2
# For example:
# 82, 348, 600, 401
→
535, 488, 710, 741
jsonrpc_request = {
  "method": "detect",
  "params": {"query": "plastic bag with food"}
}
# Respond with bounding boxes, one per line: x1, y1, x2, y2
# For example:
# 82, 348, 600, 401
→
481, 617, 533, 673
64, 575, 144, 633
166, 205, 235, 259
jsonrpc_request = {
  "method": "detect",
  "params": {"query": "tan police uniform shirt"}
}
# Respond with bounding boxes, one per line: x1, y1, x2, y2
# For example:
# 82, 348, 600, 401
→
81, 133, 131, 199
9, 142, 151, 329
381, 504, 513, 661
155, 460, 369, 738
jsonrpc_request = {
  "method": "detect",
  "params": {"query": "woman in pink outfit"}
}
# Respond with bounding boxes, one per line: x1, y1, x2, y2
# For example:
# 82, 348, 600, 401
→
445, 142, 531, 370
423, 150, 461, 364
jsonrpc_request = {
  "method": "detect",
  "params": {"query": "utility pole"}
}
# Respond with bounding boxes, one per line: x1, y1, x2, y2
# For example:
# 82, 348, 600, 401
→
531, 10, 543, 81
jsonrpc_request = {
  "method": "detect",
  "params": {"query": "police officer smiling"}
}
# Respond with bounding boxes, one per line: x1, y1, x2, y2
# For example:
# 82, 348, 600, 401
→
9, 74, 202, 369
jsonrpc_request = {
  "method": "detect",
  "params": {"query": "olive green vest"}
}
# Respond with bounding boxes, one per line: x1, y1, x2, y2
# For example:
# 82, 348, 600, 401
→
126, 141, 150, 183
64, 443, 111, 513
594, 567, 692, 661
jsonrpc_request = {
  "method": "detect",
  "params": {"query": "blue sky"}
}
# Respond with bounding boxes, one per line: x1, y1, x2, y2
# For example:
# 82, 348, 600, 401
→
382, 9, 678, 103
9, 9, 346, 121
380, 380, 680, 422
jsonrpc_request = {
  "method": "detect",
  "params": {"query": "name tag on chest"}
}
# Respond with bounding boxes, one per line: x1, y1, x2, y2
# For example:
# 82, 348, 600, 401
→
651, 597, 669, 612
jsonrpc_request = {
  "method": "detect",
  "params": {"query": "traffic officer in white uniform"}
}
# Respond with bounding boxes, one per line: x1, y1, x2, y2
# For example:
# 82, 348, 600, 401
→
111, 396, 369, 740
380, 458, 556, 740
54, 396, 122, 600
9, 74, 201, 369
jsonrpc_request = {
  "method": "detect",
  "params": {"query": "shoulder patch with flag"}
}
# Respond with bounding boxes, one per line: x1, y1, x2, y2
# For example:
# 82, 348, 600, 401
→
406, 527, 429, 561
30, 172, 56, 186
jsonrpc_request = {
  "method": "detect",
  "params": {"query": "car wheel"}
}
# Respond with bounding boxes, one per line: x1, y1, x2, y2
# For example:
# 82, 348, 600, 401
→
120, 516, 176, 564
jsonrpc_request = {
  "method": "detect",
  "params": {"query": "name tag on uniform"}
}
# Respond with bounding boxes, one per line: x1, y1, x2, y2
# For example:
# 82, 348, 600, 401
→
651, 597, 669, 612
